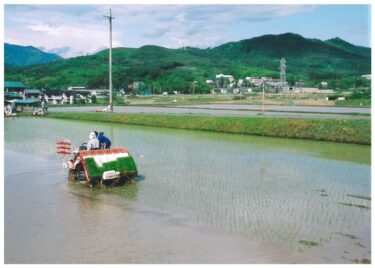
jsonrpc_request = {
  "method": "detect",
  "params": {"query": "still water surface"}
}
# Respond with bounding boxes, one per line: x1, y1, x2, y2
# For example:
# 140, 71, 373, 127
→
4, 117, 371, 263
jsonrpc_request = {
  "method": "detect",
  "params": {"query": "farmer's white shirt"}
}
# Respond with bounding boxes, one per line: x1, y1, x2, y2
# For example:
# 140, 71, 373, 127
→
87, 138, 100, 150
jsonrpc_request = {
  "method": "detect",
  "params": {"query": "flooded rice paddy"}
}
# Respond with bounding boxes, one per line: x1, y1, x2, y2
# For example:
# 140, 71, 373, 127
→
4, 117, 371, 263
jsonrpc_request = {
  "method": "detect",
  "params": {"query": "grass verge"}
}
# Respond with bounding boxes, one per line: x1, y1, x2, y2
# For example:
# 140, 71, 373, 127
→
45, 112, 371, 145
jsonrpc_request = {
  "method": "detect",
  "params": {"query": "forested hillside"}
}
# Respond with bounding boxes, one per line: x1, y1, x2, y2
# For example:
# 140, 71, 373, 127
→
4, 33, 371, 92
5, 43, 62, 67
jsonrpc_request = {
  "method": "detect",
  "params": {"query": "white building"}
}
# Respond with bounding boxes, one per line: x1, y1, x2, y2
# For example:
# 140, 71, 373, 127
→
67, 86, 86, 90
216, 74, 234, 83
245, 77, 263, 86
43, 90, 64, 104
321, 82, 328, 88
211, 88, 227, 94
295, 88, 334, 94
361, 74, 371, 80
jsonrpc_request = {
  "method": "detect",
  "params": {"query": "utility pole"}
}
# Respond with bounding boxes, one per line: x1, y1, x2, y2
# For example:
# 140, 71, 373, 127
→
262, 80, 265, 113
104, 8, 115, 112
280, 58, 286, 92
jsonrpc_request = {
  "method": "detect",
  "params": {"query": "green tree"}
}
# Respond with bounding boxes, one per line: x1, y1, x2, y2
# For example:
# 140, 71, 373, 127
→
91, 95, 97, 104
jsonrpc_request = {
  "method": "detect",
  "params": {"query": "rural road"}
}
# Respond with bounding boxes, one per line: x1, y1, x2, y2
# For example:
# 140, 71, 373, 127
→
49, 104, 371, 119
182, 104, 371, 114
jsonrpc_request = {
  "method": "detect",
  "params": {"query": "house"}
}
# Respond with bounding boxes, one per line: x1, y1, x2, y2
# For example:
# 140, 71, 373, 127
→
318, 89, 335, 94
43, 89, 64, 104
24, 89, 43, 99
90, 89, 109, 99
295, 88, 335, 94
216, 74, 234, 83
233, 88, 252, 94
5, 99, 40, 112
62, 90, 93, 104
113, 89, 125, 97
4, 92, 22, 101
321, 82, 328, 88
325, 96, 345, 101
211, 88, 227, 94
4, 81, 27, 93
264, 79, 284, 88
205, 79, 219, 86
361, 74, 371, 80
67, 86, 86, 90
245, 77, 263, 86
63, 87, 112, 103
122, 87, 133, 95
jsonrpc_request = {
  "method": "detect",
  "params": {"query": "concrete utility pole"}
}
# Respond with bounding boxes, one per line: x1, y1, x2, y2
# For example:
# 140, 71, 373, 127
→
262, 79, 265, 113
104, 8, 115, 112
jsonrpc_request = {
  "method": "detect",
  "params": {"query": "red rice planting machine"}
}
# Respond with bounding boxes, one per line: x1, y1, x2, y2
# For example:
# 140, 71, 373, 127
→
57, 140, 138, 186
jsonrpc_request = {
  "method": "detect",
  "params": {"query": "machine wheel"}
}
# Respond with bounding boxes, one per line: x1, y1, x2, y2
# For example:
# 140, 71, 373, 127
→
68, 170, 77, 181
74, 163, 86, 181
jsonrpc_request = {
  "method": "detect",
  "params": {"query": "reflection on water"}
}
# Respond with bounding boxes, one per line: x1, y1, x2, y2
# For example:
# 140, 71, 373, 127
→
67, 180, 140, 201
4, 117, 371, 263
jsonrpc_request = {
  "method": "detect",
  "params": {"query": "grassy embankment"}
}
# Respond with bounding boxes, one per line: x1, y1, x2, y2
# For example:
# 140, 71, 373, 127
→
46, 112, 371, 145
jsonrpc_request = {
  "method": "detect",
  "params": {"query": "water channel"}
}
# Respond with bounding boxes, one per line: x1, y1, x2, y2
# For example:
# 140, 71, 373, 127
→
4, 117, 371, 263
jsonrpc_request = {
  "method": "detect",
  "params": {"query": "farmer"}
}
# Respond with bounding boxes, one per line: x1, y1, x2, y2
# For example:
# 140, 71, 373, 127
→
41, 99, 46, 111
95, 131, 112, 149
87, 131, 100, 150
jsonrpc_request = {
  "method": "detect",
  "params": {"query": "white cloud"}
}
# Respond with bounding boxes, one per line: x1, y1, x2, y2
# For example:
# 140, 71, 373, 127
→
142, 27, 170, 38
48, 46, 71, 55
5, 7, 124, 58
5, 4, 317, 57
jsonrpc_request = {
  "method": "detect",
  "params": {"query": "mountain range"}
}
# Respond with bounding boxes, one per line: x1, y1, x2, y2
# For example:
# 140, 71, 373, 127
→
4, 33, 371, 91
5, 43, 62, 68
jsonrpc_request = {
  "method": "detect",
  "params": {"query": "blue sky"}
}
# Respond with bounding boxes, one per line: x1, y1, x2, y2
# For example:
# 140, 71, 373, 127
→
4, 4, 371, 58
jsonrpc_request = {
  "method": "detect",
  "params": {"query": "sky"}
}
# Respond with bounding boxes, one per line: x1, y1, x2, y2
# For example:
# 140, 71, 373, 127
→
4, 4, 371, 58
